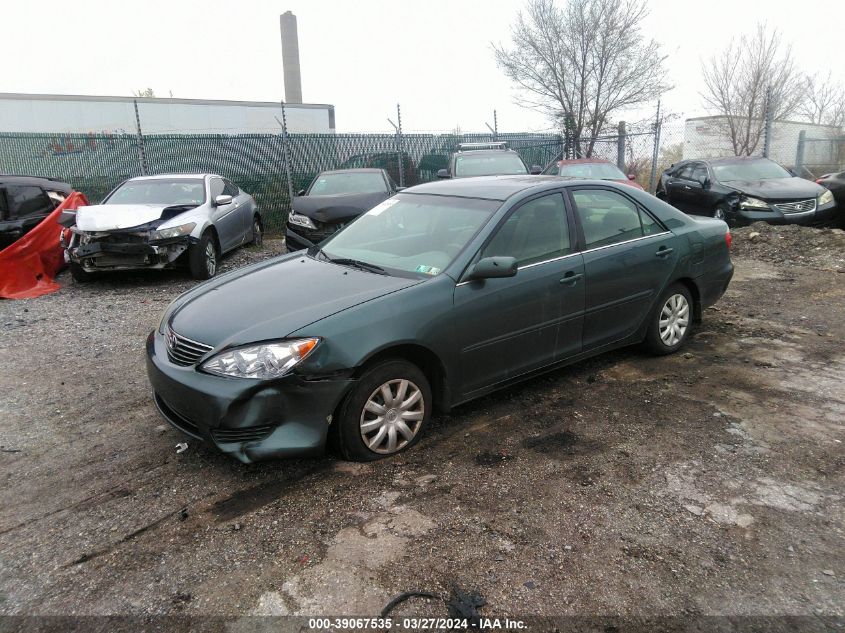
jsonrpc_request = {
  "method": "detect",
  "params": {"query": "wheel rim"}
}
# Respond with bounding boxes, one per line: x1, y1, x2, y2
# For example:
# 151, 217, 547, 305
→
714, 207, 726, 220
253, 220, 262, 246
659, 293, 690, 347
360, 379, 425, 455
205, 242, 217, 276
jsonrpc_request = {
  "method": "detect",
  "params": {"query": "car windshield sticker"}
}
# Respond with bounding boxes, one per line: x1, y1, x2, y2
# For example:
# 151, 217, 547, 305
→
366, 198, 399, 216
415, 265, 441, 275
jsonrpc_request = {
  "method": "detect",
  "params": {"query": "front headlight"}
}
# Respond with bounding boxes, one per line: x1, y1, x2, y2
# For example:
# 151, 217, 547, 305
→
153, 222, 196, 240
288, 212, 316, 230
739, 196, 770, 210
819, 189, 834, 206
201, 338, 320, 379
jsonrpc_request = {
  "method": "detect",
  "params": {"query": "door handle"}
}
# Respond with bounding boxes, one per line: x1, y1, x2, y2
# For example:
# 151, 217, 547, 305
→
560, 271, 583, 285
683, 185, 691, 190
655, 247, 674, 257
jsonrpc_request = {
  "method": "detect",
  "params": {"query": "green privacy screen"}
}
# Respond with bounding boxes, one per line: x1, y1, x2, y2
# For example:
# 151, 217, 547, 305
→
0, 132, 563, 232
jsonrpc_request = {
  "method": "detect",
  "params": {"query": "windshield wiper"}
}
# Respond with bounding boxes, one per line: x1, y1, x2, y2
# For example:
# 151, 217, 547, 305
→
328, 257, 388, 275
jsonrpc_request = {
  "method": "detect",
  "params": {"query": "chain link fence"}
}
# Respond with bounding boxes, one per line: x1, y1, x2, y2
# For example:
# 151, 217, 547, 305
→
0, 131, 564, 232
1, 107, 841, 234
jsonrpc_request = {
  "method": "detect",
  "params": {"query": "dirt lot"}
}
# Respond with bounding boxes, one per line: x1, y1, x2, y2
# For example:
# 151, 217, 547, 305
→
0, 229, 843, 626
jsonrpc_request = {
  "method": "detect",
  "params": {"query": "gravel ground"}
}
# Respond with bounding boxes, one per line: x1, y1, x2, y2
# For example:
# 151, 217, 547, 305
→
0, 231, 843, 626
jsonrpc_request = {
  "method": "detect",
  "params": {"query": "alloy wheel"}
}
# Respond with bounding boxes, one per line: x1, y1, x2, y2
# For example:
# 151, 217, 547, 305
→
714, 206, 726, 221
659, 293, 690, 347
359, 379, 425, 455
205, 241, 217, 277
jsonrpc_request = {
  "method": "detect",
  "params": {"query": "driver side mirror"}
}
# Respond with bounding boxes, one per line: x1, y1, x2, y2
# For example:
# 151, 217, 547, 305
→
214, 194, 233, 206
468, 256, 518, 281
699, 176, 711, 188
530, 165, 543, 175
436, 169, 450, 179
296, 189, 306, 197
627, 174, 637, 181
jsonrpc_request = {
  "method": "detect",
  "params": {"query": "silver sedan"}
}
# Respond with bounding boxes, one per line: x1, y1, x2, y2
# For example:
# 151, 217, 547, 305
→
62, 173, 263, 281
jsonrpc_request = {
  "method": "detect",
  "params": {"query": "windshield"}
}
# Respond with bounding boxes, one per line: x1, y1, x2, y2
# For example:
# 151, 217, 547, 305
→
309, 172, 387, 195
105, 179, 206, 206
712, 160, 791, 182
320, 193, 499, 277
557, 162, 627, 180
454, 153, 527, 177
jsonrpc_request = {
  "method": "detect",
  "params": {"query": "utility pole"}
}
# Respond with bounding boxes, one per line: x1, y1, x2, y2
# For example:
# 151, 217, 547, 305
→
762, 85, 774, 158
485, 109, 498, 141
279, 101, 295, 206
133, 99, 147, 176
648, 99, 662, 193
387, 104, 405, 188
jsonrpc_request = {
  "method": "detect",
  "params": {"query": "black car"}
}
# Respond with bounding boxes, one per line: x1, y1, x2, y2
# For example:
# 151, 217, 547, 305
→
0, 175, 72, 249
656, 157, 838, 225
436, 142, 542, 179
816, 171, 845, 227
286, 168, 400, 250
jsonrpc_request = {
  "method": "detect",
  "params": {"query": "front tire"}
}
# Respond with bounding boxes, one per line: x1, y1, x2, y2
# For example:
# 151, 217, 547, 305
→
70, 262, 94, 283
643, 283, 693, 355
713, 203, 730, 222
188, 231, 219, 280
334, 360, 432, 462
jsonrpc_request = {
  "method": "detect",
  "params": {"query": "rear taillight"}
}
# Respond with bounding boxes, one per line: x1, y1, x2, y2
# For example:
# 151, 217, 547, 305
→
725, 230, 732, 250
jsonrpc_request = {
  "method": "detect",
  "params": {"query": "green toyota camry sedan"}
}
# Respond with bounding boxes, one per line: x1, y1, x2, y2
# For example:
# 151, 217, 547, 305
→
147, 176, 733, 463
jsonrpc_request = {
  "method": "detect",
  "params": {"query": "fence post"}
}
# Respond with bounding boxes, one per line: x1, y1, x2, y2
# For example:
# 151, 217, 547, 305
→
280, 101, 295, 212
648, 99, 662, 193
795, 130, 806, 176
762, 85, 773, 158
396, 103, 404, 188
133, 99, 147, 176
617, 121, 626, 171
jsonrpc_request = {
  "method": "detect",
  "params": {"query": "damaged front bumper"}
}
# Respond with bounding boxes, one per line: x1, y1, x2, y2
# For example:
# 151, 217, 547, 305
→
64, 228, 194, 272
145, 331, 354, 463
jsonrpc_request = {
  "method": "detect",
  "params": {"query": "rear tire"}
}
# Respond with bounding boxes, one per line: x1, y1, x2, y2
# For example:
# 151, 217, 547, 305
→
70, 262, 94, 283
249, 215, 263, 247
188, 231, 219, 280
642, 283, 693, 355
334, 360, 432, 462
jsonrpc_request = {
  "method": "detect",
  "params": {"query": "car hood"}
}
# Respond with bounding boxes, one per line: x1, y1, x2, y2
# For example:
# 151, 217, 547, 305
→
169, 254, 421, 347
291, 192, 389, 222
75, 203, 195, 232
723, 178, 824, 200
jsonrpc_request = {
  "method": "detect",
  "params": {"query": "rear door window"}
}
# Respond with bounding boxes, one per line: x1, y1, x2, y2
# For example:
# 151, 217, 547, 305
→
572, 189, 663, 249
6, 186, 53, 218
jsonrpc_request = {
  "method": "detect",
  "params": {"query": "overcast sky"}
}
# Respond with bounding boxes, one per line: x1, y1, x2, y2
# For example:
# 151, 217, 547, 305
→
3, 0, 842, 133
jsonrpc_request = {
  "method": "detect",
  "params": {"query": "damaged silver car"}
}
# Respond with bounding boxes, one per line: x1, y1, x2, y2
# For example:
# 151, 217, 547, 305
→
60, 174, 262, 281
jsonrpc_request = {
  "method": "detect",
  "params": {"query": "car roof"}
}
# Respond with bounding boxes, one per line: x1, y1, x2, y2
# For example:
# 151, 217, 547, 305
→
453, 149, 520, 157
706, 156, 776, 165
404, 175, 624, 201
0, 174, 72, 189
556, 158, 614, 165
318, 168, 385, 176
129, 173, 212, 181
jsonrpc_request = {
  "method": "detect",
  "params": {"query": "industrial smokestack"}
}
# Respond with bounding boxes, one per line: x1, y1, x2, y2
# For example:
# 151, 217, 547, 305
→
280, 11, 303, 104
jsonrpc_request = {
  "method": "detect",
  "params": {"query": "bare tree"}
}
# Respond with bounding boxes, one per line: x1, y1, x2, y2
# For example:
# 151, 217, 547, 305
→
493, 0, 668, 157
133, 88, 155, 98
800, 72, 845, 128
701, 23, 805, 156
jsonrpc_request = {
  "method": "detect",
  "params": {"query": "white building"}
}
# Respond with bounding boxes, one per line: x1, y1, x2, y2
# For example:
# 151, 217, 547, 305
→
683, 115, 842, 169
0, 92, 335, 135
